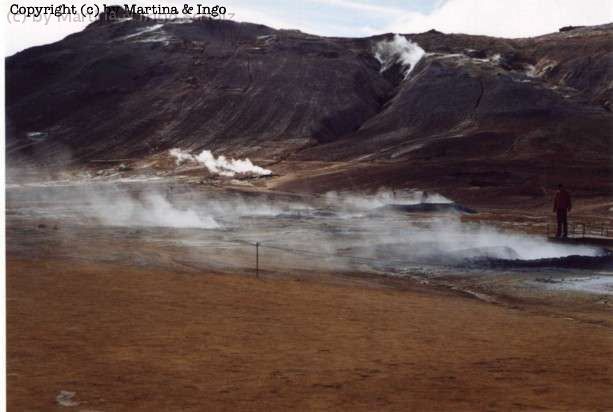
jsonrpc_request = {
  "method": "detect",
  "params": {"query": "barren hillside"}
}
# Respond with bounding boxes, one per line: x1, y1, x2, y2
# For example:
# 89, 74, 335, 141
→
6, 7, 612, 201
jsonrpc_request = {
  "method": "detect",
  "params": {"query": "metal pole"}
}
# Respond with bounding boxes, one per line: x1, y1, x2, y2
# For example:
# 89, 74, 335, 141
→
256, 242, 259, 278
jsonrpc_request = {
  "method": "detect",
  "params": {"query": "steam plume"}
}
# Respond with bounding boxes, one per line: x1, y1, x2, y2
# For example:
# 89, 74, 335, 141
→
170, 149, 272, 177
374, 34, 425, 79
88, 190, 220, 229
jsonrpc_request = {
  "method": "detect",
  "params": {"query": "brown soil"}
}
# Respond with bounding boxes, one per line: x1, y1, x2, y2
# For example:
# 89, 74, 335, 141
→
7, 257, 613, 411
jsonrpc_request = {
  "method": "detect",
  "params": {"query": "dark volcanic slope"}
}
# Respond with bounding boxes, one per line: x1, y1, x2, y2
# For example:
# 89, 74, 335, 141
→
6, 9, 613, 196
6, 13, 392, 160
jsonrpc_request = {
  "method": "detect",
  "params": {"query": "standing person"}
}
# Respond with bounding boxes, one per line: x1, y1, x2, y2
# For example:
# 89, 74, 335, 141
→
553, 184, 572, 238
422, 190, 430, 203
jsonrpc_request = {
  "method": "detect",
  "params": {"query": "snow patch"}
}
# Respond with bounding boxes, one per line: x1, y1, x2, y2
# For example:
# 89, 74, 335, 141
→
135, 34, 170, 44
112, 17, 133, 24
167, 18, 193, 24
119, 23, 164, 41
525, 64, 537, 77
490, 53, 502, 64
427, 52, 502, 66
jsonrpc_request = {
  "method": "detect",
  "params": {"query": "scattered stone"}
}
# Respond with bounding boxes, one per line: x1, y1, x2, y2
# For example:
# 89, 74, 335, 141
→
56, 390, 79, 407
118, 163, 132, 172
535, 277, 558, 284
465, 49, 487, 59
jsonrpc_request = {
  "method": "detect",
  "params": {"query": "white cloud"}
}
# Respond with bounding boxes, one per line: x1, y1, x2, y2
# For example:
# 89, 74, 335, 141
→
227, 4, 314, 32
386, 0, 613, 38
305, 0, 406, 15
4, 14, 90, 56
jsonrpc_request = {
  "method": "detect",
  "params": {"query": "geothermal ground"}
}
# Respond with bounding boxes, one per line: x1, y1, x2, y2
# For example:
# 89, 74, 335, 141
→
6, 13, 613, 410
6, 175, 613, 410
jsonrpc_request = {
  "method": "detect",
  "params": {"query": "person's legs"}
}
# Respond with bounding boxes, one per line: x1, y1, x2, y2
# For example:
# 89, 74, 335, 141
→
562, 210, 568, 238
556, 210, 563, 237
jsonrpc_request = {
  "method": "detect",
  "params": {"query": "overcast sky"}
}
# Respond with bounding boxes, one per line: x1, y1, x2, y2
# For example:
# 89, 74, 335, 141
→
4, 0, 613, 56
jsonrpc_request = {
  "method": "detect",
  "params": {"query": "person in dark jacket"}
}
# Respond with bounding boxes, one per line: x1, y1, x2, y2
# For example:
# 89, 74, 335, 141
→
553, 184, 572, 238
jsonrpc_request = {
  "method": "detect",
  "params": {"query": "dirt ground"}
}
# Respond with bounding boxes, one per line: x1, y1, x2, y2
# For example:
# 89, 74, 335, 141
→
7, 257, 613, 411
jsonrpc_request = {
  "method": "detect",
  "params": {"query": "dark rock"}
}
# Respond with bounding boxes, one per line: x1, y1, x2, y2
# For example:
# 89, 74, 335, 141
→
465, 49, 487, 59
96, 4, 150, 23
470, 250, 613, 269
380, 203, 477, 214
559, 25, 585, 32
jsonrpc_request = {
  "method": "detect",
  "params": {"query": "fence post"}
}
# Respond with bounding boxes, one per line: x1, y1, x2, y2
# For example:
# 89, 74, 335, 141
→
256, 242, 259, 278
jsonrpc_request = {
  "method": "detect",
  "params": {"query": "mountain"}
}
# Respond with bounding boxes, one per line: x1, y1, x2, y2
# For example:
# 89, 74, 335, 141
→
6, 7, 613, 202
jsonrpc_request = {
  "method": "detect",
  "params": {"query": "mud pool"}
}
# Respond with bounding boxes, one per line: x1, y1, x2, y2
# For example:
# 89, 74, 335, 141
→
6, 180, 613, 297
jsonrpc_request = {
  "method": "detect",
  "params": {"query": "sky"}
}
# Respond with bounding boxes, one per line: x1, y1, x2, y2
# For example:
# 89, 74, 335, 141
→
3, 0, 613, 56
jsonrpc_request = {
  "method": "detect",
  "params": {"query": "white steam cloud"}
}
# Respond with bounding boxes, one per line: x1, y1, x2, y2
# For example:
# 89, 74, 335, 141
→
321, 190, 601, 261
89, 191, 220, 229
170, 149, 272, 177
421, 216, 600, 261
374, 34, 425, 79
7, 179, 605, 275
325, 189, 451, 210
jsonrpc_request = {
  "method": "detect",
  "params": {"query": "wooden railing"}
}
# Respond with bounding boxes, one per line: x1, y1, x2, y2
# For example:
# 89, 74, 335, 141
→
547, 222, 612, 238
